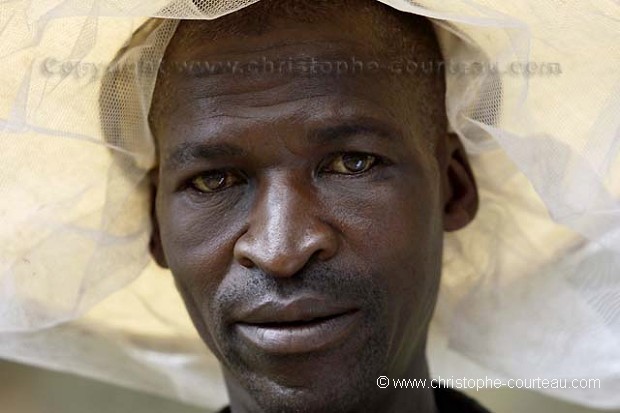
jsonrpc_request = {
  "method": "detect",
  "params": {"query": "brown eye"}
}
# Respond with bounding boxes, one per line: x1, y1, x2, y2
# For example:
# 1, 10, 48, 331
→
326, 153, 378, 175
191, 170, 242, 193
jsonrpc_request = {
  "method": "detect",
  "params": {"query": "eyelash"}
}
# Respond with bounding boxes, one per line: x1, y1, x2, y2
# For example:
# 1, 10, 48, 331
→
185, 169, 247, 195
318, 151, 384, 177
184, 152, 386, 195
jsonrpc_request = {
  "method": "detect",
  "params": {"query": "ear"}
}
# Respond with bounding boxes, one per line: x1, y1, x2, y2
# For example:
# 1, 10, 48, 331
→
149, 168, 169, 268
441, 133, 479, 232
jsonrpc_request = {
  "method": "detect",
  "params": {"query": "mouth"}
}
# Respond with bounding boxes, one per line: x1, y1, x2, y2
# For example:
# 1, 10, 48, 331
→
233, 297, 361, 354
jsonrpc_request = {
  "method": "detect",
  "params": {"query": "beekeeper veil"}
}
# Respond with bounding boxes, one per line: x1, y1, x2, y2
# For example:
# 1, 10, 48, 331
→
0, 0, 619, 411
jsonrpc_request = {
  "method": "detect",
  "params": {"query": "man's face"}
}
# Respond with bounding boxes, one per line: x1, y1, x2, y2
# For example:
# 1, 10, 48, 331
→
150, 8, 475, 413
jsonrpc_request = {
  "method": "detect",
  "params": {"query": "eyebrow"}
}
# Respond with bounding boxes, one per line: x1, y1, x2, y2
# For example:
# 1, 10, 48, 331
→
163, 118, 402, 170
164, 142, 247, 170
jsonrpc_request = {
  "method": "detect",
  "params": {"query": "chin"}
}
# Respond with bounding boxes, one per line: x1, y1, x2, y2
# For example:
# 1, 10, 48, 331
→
239, 372, 372, 413
222, 326, 389, 413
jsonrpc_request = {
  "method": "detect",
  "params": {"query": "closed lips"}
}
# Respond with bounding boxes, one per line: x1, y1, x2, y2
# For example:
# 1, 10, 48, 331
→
232, 297, 362, 354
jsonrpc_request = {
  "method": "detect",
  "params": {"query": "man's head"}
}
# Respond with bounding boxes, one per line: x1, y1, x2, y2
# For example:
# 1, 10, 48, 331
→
148, 0, 478, 411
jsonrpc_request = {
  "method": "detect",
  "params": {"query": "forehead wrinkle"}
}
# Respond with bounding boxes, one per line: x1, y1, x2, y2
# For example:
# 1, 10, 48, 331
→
160, 74, 397, 127
169, 92, 402, 135
157, 81, 290, 124
184, 77, 294, 101
168, 37, 370, 63
308, 118, 404, 146
159, 39, 391, 105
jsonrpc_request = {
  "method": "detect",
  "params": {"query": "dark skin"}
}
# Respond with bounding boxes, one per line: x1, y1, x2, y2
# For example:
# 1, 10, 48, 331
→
149, 3, 478, 412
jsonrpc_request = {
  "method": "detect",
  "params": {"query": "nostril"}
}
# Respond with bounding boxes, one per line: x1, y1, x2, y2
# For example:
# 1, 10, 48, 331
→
238, 256, 255, 269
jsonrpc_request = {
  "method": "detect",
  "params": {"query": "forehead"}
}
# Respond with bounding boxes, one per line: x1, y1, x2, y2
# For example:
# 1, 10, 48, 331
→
150, 9, 445, 155
167, 0, 395, 57
159, 37, 405, 128
163, 3, 440, 69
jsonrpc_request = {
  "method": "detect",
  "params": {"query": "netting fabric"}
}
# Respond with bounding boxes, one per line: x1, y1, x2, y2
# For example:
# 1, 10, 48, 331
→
0, 0, 619, 410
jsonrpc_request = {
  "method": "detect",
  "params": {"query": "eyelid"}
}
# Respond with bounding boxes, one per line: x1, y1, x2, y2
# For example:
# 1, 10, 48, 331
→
187, 168, 246, 194
320, 151, 383, 175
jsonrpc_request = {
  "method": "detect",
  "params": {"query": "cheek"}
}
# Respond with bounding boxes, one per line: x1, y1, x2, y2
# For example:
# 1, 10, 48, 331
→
330, 167, 443, 284
328, 167, 443, 362
156, 193, 247, 349
158, 193, 246, 278
382, 181, 443, 369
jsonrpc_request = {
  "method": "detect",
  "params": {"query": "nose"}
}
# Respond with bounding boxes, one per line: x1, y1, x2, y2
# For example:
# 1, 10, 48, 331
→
234, 175, 339, 278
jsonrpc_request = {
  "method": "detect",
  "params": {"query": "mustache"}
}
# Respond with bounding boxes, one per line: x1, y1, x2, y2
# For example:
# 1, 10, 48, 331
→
213, 261, 386, 320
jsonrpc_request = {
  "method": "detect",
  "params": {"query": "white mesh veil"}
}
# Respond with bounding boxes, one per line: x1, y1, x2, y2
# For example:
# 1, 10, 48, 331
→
1, 0, 619, 410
